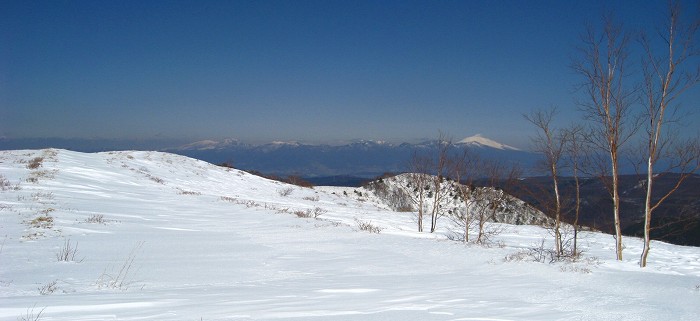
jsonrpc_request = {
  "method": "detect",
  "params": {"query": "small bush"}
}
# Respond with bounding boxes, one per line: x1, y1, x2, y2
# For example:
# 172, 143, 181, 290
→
146, 174, 164, 184
504, 239, 592, 266
0, 174, 13, 190
559, 265, 592, 274
302, 195, 320, 202
96, 241, 144, 290
355, 219, 383, 234
38, 280, 58, 295
27, 170, 56, 182
26, 157, 44, 169
220, 196, 238, 202
218, 196, 265, 208
243, 200, 260, 208
29, 215, 54, 229
294, 207, 327, 219
85, 214, 106, 224
177, 189, 201, 196
278, 187, 294, 197
18, 304, 45, 321
219, 162, 235, 168
56, 239, 82, 262
504, 239, 557, 264
31, 192, 54, 201
504, 251, 529, 263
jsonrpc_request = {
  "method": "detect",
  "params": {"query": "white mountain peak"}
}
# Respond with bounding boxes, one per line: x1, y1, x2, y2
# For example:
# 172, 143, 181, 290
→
457, 134, 519, 151
178, 138, 240, 150
269, 141, 301, 146
179, 140, 222, 150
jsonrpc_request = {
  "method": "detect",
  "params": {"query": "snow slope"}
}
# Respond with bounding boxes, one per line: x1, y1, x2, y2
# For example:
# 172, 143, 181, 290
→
0, 149, 699, 320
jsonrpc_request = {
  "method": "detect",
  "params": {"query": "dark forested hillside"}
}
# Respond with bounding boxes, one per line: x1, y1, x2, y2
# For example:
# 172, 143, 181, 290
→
505, 174, 700, 246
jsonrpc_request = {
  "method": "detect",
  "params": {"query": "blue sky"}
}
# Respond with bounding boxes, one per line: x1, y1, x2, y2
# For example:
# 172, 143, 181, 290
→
1, 0, 698, 148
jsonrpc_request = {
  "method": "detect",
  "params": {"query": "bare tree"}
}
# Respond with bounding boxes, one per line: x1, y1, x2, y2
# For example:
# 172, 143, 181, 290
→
429, 133, 453, 233
563, 124, 587, 256
572, 15, 638, 260
473, 160, 521, 245
525, 107, 567, 256
405, 151, 433, 232
450, 149, 480, 243
638, 1, 700, 267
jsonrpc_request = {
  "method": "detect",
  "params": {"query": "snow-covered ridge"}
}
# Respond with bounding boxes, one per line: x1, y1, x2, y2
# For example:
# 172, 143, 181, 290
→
359, 173, 553, 226
1, 149, 698, 320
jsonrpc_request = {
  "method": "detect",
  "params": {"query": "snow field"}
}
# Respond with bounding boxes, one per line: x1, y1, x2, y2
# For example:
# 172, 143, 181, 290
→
0, 149, 699, 320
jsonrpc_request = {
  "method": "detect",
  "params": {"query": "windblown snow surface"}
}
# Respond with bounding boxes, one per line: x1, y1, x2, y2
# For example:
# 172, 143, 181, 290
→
0, 149, 698, 320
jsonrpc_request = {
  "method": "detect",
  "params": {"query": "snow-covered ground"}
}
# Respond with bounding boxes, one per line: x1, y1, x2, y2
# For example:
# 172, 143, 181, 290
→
0, 149, 698, 320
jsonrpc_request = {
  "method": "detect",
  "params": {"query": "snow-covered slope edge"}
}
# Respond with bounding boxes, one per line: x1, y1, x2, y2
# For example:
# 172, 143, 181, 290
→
356, 173, 553, 226
0, 149, 699, 320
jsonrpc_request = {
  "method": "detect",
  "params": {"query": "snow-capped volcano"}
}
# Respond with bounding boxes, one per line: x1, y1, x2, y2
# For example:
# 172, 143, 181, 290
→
177, 138, 243, 150
457, 134, 520, 151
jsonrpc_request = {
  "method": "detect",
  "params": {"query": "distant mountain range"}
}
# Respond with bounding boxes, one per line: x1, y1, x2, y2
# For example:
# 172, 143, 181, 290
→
164, 135, 536, 177
0, 135, 534, 178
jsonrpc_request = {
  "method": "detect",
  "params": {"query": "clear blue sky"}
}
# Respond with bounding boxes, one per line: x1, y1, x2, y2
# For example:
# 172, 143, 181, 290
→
1, 0, 698, 148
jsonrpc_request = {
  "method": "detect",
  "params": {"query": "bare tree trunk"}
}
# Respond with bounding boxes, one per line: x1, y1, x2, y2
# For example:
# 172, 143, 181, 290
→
430, 177, 440, 233
407, 152, 433, 232
639, 1, 700, 267
476, 191, 487, 244
460, 184, 474, 243
611, 156, 623, 260
552, 165, 562, 256
641, 155, 654, 266
572, 15, 637, 261
565, 124, 585, 256
451, 149, 477, 243
430, 133, 452, 233
463, 207, 469, 243
525, 108, 565, 256
573, 166, 581, 254
418, 182, 424, 232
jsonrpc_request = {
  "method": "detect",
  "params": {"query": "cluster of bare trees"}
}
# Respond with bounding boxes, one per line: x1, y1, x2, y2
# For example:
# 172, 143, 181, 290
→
528, 1, 700, 267
403, 133, 522, 245
525, 109, 567, 257
404, 134, 454, 234
450, 152, 518, 244
524, 109, 588, 260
